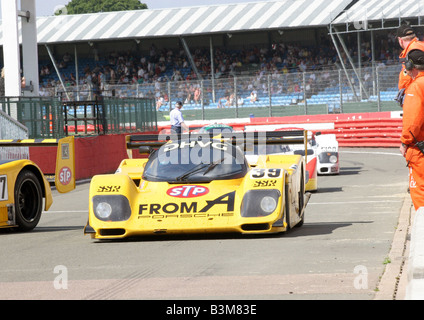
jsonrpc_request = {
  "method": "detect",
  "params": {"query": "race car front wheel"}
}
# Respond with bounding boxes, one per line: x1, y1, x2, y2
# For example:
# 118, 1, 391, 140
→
296, 168, 305, 228
14, 170, 43, 231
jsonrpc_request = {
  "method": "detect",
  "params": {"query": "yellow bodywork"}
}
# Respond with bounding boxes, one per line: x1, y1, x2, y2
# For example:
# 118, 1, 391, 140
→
0, 136, 75, 230
85, 144, 307, 240
0, 160, 53, 228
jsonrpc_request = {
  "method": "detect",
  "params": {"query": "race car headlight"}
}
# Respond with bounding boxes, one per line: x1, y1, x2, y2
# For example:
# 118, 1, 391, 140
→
319, 152, 338, 164
329, 154, 338, 163
241, 189, 280, 217
96, 202, 112, 219
92, 195, 131, 221
260, 196, 277, 213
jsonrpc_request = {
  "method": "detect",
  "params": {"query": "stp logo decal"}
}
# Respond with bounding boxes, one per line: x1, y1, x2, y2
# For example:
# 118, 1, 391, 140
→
58, 166, 72, 185
167, 185, 209, 198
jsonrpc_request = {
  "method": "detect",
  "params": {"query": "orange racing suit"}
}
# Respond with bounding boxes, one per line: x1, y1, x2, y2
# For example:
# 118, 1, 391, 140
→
398, 38, 424, 90
401, 72, 424, 210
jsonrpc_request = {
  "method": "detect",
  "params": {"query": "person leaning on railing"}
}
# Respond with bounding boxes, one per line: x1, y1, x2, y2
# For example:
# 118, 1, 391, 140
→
399, 49, 424, 210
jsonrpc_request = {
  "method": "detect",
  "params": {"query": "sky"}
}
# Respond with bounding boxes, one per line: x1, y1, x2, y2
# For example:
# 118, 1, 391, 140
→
13, 0, 273, 17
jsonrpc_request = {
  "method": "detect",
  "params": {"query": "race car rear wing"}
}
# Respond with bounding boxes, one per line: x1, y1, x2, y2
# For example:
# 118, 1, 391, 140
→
126, 130, 308, 154
0, 136, 75, 193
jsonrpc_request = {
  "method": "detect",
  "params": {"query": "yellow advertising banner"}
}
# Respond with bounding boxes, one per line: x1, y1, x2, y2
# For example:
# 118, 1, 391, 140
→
55, 136, 75, 193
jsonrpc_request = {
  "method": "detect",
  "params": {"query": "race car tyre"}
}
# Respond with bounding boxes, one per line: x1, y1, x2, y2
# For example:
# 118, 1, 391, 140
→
295, 169, 305, 228
14, 170, 43, 231
284, 185, 292, 230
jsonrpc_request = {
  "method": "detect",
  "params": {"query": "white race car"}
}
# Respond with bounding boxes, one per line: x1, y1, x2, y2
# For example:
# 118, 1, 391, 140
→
277, 129, 339, 176
313, 133, 339, 175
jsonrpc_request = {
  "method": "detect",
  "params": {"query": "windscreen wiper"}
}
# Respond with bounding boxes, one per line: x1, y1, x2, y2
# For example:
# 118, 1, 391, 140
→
175, 163, 209, 181
175, 157, 226, 181
203, 157, 226, 175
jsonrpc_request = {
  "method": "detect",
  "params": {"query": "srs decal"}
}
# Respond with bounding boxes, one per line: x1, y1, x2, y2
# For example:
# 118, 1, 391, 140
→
167, 185, 209, 198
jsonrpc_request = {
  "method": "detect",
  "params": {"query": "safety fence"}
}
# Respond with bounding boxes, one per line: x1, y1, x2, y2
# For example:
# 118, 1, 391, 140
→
0, 109, 29, 160
52, 64, 402, 122
156, 111, 402, 148
0, 96, 157, 139
318, 118, 402, 147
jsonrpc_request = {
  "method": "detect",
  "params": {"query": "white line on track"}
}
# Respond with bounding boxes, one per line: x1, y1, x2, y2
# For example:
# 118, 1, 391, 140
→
308, 200, 400, 205
341, 150, 403, 157
43, 210, 87, 213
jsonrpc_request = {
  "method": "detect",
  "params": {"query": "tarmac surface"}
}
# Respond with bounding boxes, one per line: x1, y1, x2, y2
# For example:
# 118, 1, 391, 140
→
0, 147, 413, 300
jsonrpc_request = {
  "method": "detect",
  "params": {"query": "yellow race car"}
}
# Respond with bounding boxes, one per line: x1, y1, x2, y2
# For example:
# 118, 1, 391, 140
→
84, 131, 310, 240
0, 137, 75, 231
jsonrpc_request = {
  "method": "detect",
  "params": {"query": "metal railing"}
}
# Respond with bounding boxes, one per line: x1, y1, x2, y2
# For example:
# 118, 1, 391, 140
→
51, 64, 402, 121
0, 109, 29, 160
1, 96, 157, 139
1, 64, 401, 140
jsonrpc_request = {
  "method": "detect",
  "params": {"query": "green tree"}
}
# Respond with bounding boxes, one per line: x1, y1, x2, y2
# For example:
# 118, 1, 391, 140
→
64, 0, 148, 14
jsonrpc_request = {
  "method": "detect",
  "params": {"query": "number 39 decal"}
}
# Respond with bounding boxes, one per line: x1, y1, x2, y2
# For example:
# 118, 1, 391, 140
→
250, 168, 281, 178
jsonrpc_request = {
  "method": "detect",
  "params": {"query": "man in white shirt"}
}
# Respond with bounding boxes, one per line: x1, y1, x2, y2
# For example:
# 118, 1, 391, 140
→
170, 101, 189, 134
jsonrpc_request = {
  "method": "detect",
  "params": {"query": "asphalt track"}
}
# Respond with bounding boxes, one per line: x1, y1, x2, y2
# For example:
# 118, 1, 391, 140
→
0, 147, 411, 301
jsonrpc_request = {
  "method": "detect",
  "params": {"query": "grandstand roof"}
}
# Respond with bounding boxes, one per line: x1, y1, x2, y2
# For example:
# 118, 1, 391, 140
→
0, 0, 352, 45
332, 0, 424, 25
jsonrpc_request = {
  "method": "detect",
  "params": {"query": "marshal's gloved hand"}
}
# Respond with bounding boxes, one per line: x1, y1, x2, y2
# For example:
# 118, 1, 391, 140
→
394, 88, 406, 107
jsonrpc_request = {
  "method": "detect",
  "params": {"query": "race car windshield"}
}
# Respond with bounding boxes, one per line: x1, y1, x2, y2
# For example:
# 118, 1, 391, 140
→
252, 144, 291, 155
252, 144, 314, 156
142, 140, 247, 182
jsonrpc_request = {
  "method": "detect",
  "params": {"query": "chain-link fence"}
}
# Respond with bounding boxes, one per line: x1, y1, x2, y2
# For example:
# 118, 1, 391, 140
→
0, 109, 29, 160
53, 64, 402, 121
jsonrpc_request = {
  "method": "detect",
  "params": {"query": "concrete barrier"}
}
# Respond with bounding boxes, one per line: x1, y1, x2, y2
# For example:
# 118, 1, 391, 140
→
158, 111, 403, 147
406, 207, 424, 299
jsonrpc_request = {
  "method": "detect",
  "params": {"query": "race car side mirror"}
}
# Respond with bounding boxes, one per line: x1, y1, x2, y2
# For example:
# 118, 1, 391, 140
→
138, 146, 152, 154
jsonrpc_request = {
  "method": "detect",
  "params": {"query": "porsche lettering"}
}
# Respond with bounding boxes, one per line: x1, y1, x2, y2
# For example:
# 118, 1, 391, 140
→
139, 191, 235, 215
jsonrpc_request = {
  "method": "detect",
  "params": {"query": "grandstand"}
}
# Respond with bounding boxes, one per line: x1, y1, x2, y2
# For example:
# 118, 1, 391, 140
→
1, 0, 423, 121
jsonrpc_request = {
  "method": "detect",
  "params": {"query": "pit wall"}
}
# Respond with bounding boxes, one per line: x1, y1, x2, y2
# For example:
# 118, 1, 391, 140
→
29, 133, 148, 181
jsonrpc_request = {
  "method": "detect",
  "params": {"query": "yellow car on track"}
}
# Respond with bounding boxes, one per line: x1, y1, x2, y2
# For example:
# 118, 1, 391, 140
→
84, 131, 310, 240
0, 137, 75, 231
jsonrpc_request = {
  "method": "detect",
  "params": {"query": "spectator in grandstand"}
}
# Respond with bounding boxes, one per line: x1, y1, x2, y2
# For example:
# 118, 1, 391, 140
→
170, 101, 188, 134
40, 65, 50, 77
400, 49, 424, 210
225, 93, 234, 107
156, 95, 165, 110
171, 68, 182, 81
248, 91, 257, 103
